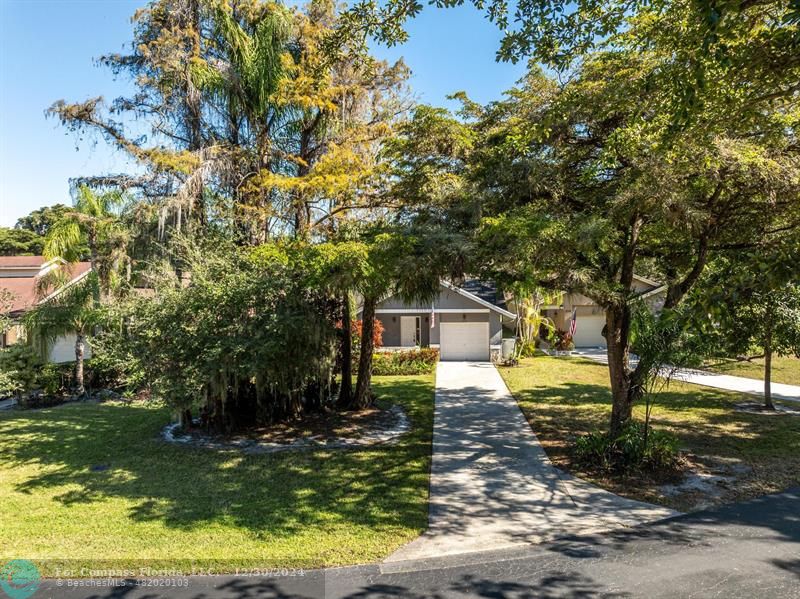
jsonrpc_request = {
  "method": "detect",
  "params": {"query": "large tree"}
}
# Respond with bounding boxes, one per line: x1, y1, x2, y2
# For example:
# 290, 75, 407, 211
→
0, 228, 43, 256
48, 0, 410, 249
467, 54, 800, 433
339, 0, 800, 112
691, 244, 800, 409
16, 204, 72, 237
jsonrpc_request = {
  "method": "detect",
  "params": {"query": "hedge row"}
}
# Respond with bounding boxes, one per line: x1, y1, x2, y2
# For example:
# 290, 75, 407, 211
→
370, 348, 440, 375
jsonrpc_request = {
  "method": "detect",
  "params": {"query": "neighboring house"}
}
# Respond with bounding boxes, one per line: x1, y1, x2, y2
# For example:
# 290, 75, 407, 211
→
540, 274, 667, 349
361, 280, 516, 361
0, 256, 92, 362
363, 275, 667, 360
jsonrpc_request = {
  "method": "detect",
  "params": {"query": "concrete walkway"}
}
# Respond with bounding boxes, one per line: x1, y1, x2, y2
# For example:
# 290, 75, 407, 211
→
575, 349, 800, 403
386, 361, 677, 563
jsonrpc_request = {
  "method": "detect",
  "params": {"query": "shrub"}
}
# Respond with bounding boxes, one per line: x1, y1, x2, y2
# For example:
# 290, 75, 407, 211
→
574, 421, 680, 474
97, 242, 340, 432
517, 341, 539, 358
37, 363, 67, 396
84, 353, 143, 391
0, 344, 43, 397
371, 348, 439, 375
351, 318, 384, 348
549, 328, 575, 351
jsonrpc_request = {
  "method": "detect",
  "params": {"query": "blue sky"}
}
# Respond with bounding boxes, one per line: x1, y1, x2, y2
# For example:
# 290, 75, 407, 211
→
0, 0, 525, 226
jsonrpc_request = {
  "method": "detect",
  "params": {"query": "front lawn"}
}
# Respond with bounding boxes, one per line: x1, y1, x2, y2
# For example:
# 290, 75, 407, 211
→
500, 357, 800, 511
702, 355, 800, 386
0, 374, 434, 576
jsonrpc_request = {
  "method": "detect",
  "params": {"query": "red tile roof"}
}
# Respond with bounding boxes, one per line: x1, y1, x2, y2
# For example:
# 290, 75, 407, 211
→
0, 256, 48, 268
0, 259, 92, 314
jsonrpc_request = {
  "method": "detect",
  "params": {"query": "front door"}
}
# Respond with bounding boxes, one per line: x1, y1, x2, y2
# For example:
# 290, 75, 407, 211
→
400, 316, 419, 346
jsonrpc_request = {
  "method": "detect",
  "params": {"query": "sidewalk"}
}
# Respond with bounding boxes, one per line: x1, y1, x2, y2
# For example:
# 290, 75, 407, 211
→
575, 349, 800, 403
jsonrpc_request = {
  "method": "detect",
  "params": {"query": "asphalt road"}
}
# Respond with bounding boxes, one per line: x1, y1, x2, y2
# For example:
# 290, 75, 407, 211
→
32, 488, 800, 599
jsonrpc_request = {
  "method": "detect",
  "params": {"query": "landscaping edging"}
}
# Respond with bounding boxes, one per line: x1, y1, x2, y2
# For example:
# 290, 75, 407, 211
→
161, 404, 410, 453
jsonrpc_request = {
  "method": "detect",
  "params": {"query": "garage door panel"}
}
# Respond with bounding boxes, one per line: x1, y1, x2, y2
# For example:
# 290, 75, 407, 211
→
440, 322, 490, 361
571, 314, 607, 348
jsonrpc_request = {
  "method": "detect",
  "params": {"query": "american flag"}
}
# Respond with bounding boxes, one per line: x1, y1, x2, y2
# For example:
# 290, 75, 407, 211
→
568, 308, 577, 337
430, 303, 435, 329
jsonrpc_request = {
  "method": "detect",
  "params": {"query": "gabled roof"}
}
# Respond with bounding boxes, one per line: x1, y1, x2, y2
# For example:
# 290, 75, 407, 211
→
456, 279, 509, 311
632, 273, 662, 289
0, 258, 92, 314
358, 279, 517, 320
638, 285, 667, 300
0, 256, 48, 268
440, 281, 516, 319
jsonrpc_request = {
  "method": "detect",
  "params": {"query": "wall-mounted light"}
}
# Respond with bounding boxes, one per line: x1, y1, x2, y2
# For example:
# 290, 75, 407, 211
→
462, 313, 467, 320
392, 316, 396, 322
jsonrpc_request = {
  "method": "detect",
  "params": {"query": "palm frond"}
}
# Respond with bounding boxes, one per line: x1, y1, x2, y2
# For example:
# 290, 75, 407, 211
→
23, 274, 99, 359
43, 219, 83, 263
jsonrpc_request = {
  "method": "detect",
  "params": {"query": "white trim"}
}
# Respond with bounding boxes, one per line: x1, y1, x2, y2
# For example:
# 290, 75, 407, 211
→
359, 280, 517, 320
638, 285, 667, 300
376, 308, 490, 314
632, 273, 662, 288
38, 268, 93, 305
439, 281, 517, 319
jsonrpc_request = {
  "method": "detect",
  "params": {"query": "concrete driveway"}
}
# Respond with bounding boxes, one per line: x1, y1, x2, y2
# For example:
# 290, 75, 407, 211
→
386, 361, 677, 562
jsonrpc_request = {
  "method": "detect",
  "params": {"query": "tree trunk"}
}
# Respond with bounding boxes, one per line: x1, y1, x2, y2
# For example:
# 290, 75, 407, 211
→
88, 228, 101, 306
337, 293, 353, 408
605, 304, 637, 435
74, 333, 86, 397
764, 322, 774, 410
353, 296, 377, 410
179, 409, 193, 429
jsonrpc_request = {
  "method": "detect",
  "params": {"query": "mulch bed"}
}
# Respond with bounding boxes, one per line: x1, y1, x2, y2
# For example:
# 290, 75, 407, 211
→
163, 402, 410, 453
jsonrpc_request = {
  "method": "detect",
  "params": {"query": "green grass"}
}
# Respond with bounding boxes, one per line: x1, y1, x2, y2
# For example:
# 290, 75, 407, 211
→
0, 374, 434, 575
499, 357, 800, 510
702, 355, 800, 386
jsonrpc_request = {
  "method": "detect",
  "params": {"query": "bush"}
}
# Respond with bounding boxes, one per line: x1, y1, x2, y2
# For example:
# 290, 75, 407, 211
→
351, 318, 384, 349
84, 353, 143, 391
371, 348, 439, 375
97, 241, 341, 432
574, 421, 680, 474
0, 344, 43, 397
549, 328, 575, 351
37, 363, 68, 395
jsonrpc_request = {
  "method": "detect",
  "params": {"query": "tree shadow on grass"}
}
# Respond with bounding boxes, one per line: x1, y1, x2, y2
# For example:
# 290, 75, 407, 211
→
512, 373, 800, 467
0, 378, 434, 553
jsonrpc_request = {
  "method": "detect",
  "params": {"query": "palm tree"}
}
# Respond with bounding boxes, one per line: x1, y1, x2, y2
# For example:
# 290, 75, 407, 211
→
43, 185, 128, 301
23, 274, 100, 396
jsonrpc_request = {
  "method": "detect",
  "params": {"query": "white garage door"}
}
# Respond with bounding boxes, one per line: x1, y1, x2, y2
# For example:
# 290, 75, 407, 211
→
571, 314, 607, 348
440, 322, 490, 361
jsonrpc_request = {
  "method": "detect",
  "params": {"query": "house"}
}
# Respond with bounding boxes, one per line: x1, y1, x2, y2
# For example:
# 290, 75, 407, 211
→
540, 275, 667, 348
362, 280, 517, 361
0, 256, 93, 362
364, 275, 668, 360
